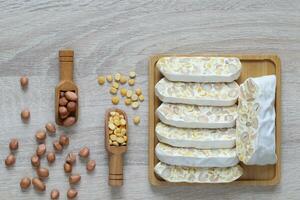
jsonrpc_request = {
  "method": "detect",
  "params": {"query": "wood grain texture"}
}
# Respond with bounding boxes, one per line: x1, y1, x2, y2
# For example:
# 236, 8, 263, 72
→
0, 0, 299, 199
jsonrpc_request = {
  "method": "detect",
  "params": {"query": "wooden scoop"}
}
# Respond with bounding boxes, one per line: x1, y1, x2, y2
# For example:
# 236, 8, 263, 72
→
55, 49, 79, 126
105, 108, 128, 187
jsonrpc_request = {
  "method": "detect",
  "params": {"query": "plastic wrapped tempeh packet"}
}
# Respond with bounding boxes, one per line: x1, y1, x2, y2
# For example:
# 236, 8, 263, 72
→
156, 56, 242, 82
236, 75, 277, 165
154, 162, 243, 183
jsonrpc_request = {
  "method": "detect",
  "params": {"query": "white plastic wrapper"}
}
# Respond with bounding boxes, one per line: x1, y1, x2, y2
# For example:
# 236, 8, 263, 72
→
156, 56, 242, 82
154, 162, 243, 183
156, 103, 237, 129
155, 143, 239, 167
236, 75, 277, 165
155, 122, 236, 149
155, 78, 239, 106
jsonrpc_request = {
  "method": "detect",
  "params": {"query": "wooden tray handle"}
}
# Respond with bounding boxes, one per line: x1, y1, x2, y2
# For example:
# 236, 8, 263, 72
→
109, 154, 123, 186
59, 49, 74, 81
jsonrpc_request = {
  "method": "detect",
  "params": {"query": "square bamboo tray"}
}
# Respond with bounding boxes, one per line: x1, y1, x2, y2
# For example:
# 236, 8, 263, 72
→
148, 54, 281, 186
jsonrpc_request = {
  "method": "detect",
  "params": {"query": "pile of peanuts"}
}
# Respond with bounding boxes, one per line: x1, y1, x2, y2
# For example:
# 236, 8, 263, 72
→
108, 111, 128, 146
97, 72, 143, 125
58, 91, 78, 126
5, 120, 96, 199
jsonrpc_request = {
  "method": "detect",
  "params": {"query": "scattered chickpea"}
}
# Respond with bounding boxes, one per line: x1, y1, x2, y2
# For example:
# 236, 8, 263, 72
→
120, 75, 127, 84
97, 76, 106, 85
111, 96, 120, 105
131, 94, 138, 101
112, 82, 119, 89
139, 94, 145, 102
126, 90, 133, 98
106, 75, 113, 82
124, 98, 131, 106
110, 87, 118, 95
128, 79, 135, 86
132, 101, 140, 109
120, 88, 127, 96
114, 73, 121, 82
133, 116, 141, 125
129, 71, 136, 78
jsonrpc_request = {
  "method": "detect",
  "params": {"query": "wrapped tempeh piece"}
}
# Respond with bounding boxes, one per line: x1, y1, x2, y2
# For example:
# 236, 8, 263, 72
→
156, 122, 236, 149
155, 143, 239, 168
156, 57, 242, 83
154, 162, 243, 183
156, 103, 237, 129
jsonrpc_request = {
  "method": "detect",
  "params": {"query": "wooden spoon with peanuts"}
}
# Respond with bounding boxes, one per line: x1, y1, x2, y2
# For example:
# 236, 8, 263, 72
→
55, 49, 79, 126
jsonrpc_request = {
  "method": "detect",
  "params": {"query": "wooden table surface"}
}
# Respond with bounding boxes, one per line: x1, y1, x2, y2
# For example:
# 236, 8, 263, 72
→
0, 1, 299, 199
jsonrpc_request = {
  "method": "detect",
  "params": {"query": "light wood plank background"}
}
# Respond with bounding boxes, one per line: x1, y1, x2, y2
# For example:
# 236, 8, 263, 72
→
0, 0, 299, 199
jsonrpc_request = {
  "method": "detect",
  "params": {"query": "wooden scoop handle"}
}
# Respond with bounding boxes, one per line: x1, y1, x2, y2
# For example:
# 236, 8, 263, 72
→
59, 49, 74, 81
109, 154, 123, 186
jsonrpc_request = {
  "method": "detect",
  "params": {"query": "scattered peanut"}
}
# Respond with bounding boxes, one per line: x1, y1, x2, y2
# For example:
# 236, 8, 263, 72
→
67, 188, 78, 199
5, 154, 16, 166
36, 144, 46, 157
128, 78, 135, 86
64, 162, 72, 173
50, 189, 60, 199
53, 140, 63, 152
20, 177, 31, 190
66, 153, 76, 165
47, 152, 56, 164
45, 123, 56, 134
9, 138, 19, 151
32, 177, 45, 191
21, 109, 30, 121
79, 147, 90, 158
59, 134, 69, 146
35, 130, 46, 143
97, 76, 106, 85
37, 167, 49, 178
31, 155, 40, 167
20, 76, 29, 88
133, 116, 141, 125
69, 174, 81, 184
86, 160, 96, 172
